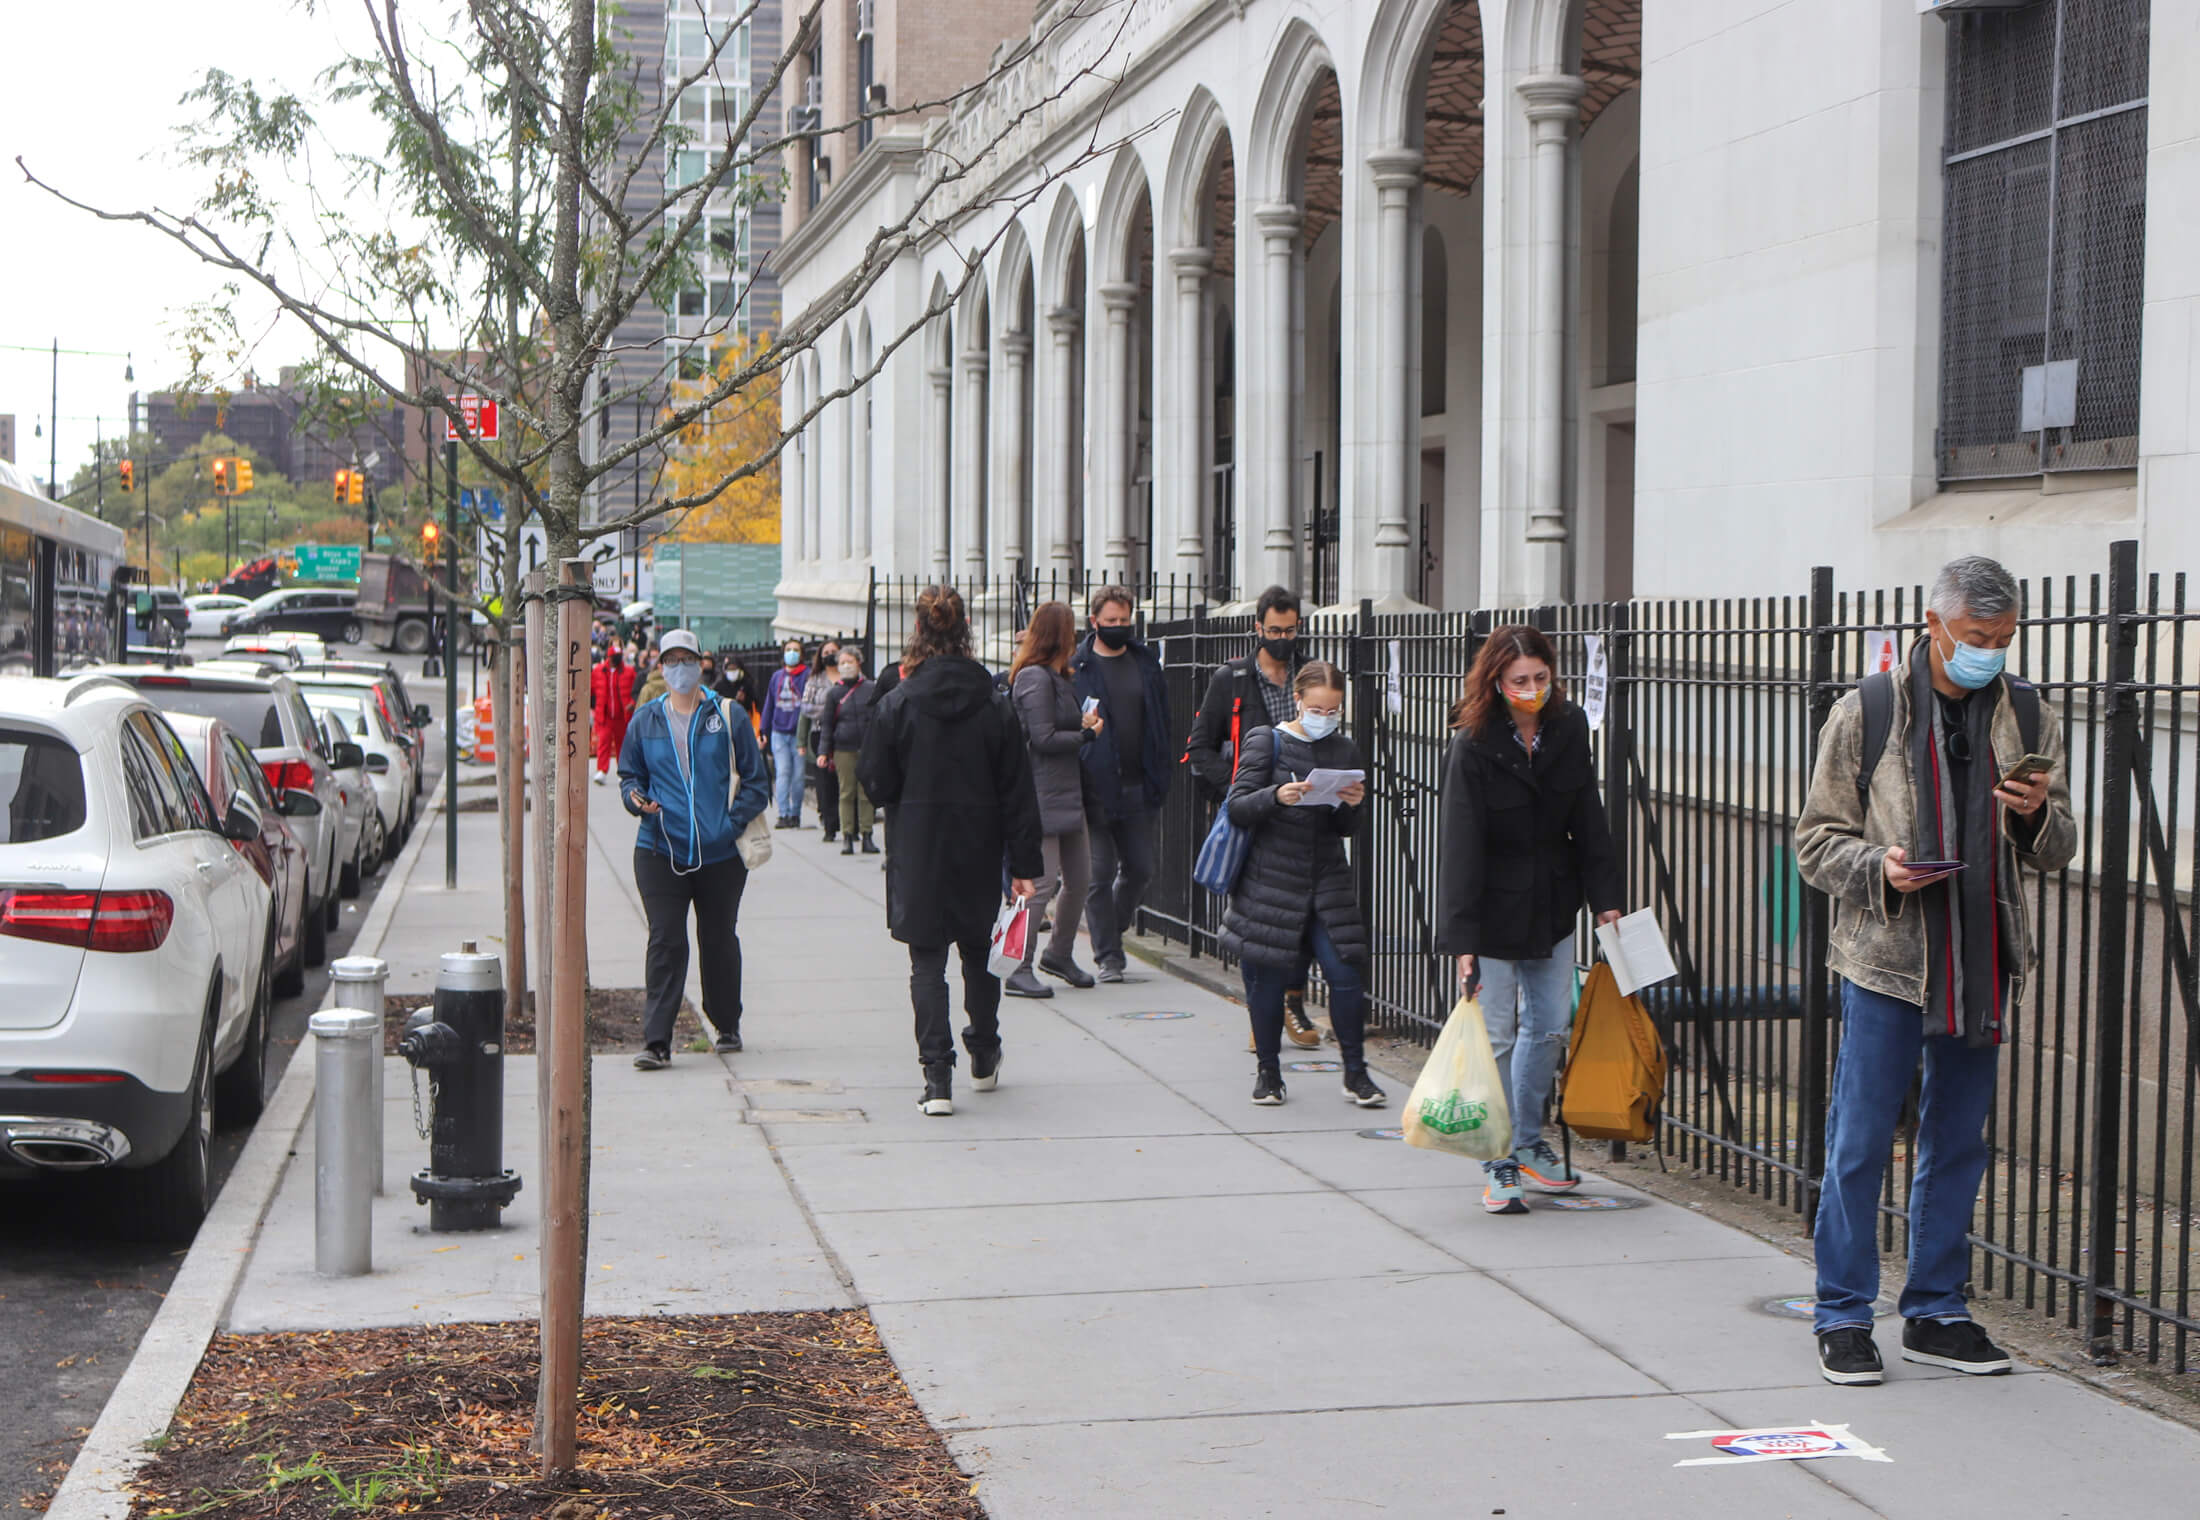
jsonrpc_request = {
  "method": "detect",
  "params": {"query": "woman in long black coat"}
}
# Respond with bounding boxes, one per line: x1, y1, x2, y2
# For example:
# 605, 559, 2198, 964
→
859, 586, 1044, 1116
1222, 661, 1386, 1110
1436, 623, 1624, 1216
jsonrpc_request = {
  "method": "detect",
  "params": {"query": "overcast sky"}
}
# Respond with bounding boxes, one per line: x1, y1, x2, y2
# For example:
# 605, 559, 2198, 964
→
0, 0, 403, 491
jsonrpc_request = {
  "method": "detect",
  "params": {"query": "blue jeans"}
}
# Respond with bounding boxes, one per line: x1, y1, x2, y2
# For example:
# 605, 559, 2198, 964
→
770, 730, 803, 819
1478, 941, 1575, 1162
1242, 921, 1366, 1071
1813, 979, 2000, 1334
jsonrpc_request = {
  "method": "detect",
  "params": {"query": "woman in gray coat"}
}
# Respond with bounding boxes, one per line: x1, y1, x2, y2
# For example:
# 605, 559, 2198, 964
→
1223, 661, 1384, 1109
1005, 602, 1103, 997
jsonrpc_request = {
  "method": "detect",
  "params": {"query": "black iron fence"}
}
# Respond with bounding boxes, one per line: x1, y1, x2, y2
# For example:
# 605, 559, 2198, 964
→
868, 544, 2200, 1369
861, 568, 1219, 673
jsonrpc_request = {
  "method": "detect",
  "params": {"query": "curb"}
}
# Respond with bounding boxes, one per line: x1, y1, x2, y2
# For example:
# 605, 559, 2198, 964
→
45, 772, 452, 1520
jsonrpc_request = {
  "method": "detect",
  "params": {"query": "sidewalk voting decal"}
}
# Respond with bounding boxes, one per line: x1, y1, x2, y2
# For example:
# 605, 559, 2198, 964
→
1665, 1423, 1892, 1468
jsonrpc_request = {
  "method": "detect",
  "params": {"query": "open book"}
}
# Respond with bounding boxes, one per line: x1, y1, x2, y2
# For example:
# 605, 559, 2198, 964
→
1594, 909, 1679, 996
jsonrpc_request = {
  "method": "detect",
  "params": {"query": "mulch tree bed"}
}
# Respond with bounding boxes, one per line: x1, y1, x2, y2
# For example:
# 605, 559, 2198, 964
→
381, 991, 700, 1057
128, 1312, 988, 1520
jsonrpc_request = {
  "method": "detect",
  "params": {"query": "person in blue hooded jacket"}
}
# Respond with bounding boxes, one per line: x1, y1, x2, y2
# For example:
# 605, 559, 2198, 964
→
619, 628, 771, 1069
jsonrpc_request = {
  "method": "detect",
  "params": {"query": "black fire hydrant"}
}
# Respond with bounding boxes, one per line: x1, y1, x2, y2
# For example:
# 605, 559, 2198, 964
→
399, 941, 522, 1230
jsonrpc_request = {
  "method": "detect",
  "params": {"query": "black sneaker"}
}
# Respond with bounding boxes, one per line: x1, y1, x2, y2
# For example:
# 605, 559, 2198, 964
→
1003, 966, 1054, 999
919, 1070, 953, 1116
969, 1047, 1002, 1092
1901, 1317, 2011, 1375
1341, 1070, 1387, 1108
633, 1045, 670, 1071
713, 1030, 742, 1054
1038, 953, 1096, 989
1818, 1327, 1885, 1385
1251, 1065, 1286, 1106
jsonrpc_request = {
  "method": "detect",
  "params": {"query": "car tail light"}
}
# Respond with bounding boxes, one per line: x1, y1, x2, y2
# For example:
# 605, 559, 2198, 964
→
87, 891, 175, 952
26, 1072, 127, 1084
136, 675, 190, 687
0, 889, 173, 952
262, 759, 317, 794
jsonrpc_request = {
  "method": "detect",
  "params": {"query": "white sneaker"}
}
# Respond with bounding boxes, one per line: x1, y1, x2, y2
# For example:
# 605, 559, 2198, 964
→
592, 771, 606, 786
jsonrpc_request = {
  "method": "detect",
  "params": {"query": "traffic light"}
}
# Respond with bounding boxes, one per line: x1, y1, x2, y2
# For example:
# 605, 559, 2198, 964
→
119, 460, 134, 492
333, 469, 348, 505
237, 459, 255, 493
420, 519, 441, 561
210, 458, 231, 494
347, 469, 365, 506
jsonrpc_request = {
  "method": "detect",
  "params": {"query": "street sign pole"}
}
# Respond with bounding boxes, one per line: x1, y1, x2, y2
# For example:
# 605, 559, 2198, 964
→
445, 437, 461, 890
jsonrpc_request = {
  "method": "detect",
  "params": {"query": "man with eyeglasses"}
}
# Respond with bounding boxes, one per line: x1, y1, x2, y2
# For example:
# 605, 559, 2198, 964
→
1185, 585, 1322, 1049
1796, 555, 2074, 1388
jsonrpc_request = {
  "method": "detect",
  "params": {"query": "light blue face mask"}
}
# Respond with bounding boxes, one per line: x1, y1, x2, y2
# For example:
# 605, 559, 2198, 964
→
663, 662, 703, 695
1939, 631, 2007, 691
1298, 710, 1340, 741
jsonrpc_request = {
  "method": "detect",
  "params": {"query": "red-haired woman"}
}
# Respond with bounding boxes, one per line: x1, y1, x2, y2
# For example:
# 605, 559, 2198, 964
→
1437, 625, 1624, 1215
1005, 602, 1104, 997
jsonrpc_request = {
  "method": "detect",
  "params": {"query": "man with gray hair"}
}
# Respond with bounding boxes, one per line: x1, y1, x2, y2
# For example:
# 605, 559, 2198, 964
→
1795, 555, 2075, 1386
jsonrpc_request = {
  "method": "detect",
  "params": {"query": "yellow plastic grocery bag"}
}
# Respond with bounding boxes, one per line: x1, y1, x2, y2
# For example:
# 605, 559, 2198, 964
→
1402, 996, 1514, 1161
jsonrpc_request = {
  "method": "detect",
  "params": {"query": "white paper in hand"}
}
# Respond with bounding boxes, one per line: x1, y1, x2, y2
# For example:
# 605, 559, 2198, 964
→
1594, 908, 1679, 995
1297, 768, 1365, 807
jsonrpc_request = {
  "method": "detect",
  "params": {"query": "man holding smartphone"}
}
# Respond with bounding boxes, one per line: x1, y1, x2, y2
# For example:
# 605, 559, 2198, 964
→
1796, 557, 2076, 1387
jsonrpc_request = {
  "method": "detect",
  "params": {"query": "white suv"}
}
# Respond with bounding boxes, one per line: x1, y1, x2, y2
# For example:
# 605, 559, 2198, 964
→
0, 679, 276, 1241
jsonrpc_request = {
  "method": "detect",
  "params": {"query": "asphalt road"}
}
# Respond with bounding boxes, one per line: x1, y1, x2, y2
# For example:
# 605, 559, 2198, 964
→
0, 644, 473, 1511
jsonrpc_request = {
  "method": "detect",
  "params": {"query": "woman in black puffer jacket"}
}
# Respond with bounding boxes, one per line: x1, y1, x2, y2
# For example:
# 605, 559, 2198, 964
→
1222, 661, 1385, 1110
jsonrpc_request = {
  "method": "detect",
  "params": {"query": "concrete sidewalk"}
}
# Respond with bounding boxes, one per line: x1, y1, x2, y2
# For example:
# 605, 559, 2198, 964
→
226, 768, 2200, 1518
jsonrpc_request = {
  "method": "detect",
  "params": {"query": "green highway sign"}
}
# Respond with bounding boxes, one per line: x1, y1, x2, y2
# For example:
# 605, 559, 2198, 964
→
291, 543, 363, 582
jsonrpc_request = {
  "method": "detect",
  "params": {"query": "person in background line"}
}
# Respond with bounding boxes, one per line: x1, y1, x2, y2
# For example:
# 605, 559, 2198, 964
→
1185, 584, 1321, 1050
818, 647, 881, 855
1795, 555, 2076, 1388
765, 637, 810, 828
799, 639, 845, 842
1222, 662, 1383, 1109
860, 586, 1043, 1116
618, 629, 771, 1070
1437, 624, 1624, 1217
1005, 602, 1103, 999
633, 639, 667, 707
1071, 587, 1172, 983
590, 644, 635, 786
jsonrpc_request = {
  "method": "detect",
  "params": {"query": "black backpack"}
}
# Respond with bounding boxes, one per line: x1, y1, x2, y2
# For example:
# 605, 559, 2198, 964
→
1854, 669, 2042, 809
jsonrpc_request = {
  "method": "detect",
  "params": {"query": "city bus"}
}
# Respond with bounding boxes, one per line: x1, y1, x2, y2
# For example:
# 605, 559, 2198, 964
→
0, 458, 127, 678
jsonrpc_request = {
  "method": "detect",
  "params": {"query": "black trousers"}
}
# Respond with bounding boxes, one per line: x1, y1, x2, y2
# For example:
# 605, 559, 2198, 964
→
634, 848, 748, 1050
812, 754, 841, 833
909, 935, 1000, 1071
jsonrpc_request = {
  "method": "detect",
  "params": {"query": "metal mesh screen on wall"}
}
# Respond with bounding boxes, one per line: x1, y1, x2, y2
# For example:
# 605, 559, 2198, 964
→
1938, 0, 2150, 482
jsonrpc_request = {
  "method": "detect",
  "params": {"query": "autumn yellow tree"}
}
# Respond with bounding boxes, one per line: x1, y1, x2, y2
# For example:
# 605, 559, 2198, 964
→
660, 336, 780, 543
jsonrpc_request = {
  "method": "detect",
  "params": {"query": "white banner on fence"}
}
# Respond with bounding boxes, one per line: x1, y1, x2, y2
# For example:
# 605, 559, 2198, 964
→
1582, 634, 1608, 730
1386, 640, 1404, 715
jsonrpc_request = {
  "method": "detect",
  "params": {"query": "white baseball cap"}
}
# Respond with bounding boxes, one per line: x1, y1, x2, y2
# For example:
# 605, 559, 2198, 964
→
658, 629, 701, 656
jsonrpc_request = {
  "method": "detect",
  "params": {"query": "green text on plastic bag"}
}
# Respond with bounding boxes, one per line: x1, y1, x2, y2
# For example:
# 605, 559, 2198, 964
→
1417, 1092, 1489, 1135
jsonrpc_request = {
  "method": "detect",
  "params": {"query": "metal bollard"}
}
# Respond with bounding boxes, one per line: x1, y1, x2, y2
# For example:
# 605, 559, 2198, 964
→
309, 1006, 381, 1276
399, 941, 522, 1230
327, 956, 390, 1195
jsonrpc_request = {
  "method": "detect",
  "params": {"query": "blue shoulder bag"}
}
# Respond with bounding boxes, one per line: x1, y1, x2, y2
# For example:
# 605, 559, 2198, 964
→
1192, 693, 1251, 895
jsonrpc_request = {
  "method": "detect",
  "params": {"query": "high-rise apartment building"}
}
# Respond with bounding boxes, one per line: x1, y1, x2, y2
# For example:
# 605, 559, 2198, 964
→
585, 0, 784, 575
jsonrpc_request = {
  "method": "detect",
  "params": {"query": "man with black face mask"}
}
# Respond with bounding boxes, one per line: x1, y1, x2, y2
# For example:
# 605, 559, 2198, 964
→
1184, 585, 1321, 1047
1069, 587, 1171, 982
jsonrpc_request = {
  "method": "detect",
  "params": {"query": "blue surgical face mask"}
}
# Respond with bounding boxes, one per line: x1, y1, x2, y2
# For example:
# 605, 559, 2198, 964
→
1298, 710, 1340, 741
1938, 630, 2007, 691
663, 662, 703, 695
783, 649, 802, 667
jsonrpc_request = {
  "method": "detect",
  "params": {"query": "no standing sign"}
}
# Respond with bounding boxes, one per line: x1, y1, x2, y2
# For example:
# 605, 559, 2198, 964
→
444, 395, 502, 442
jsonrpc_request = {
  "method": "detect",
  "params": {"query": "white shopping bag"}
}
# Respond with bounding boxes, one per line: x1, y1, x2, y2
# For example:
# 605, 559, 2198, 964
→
986, 896, 1032, 980
1401, 996, 1515, 1161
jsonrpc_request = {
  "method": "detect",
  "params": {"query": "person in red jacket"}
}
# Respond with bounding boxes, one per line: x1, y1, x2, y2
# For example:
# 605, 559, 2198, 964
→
591, 647, 636, 784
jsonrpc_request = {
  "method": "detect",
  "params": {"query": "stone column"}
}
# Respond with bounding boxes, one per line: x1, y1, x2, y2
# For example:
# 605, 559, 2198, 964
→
1253, 203, 1301, 593
1096, 281, 1139, 579
1366, 148, 1424, 608
1519, 74, 1584, 605
1167, 247, 1213, 583
995, 330, 1032, 569
955, 348, 990, 577
1045, 306, 1081, 567
926, 364, 952, 578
